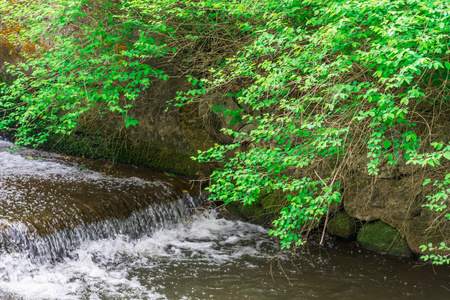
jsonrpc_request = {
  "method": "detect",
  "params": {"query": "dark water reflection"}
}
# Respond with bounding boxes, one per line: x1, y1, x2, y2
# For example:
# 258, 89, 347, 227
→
129, 221, 450, 300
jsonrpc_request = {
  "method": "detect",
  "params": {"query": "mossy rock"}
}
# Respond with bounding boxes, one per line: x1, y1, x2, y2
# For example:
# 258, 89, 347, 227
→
225, 201, 268, 225
224, 202, 244, 219
40, 133, 200, 177
225, 193, 286, 225
357, 221, 411, 256
240, 202, 267, 225
327, 212, 357, 239
328, 200, 342, 215
260, 192, 287, 216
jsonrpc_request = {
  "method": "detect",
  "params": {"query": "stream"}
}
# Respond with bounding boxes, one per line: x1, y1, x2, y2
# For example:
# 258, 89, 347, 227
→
0, 138, 448, 299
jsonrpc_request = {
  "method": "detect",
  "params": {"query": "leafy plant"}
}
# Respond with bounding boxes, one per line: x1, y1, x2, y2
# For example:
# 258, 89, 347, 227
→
1, 0, 449, 261
172, 0, 450, 255
0, 0, 169, 146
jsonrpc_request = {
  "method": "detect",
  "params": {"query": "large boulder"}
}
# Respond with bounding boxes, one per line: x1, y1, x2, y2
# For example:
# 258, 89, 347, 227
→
344, 173, 450, 253
344, 176, 422, 226
357, 221, 411, 256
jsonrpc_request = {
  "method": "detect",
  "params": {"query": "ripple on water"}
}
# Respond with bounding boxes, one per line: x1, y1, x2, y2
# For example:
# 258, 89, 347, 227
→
0, 211, 448, 300
0, 212, 271, 299
0, 138, 448, 299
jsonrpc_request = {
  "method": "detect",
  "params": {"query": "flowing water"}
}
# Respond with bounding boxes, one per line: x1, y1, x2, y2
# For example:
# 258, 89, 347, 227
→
0, 138, 448, 299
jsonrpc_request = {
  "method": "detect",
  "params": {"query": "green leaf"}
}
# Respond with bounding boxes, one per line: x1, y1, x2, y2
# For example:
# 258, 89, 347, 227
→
382, 140, 392, 150
443, 152, 450, 160
125, 119, 139, 127
445, 61, 450, 70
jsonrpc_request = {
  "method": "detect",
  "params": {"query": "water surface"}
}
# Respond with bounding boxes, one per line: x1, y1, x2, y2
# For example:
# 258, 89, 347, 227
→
0, 138, 448, 299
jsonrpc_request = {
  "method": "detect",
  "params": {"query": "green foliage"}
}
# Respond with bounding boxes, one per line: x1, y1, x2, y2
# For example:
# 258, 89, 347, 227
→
1, 0, 450, 260
174, 0, 450, 254
420, 242, 450, 265
172, 1, 450, 253
0, 0, 169, 146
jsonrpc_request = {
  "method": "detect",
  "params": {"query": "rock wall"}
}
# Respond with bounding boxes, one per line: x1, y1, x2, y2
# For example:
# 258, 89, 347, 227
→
343, 169, 450, 254
41, 76, 227, 177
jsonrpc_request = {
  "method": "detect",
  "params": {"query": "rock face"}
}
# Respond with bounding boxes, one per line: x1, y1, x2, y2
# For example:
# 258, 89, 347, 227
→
225, 201, 268, 225
42, 76, 222, 177
260, 192, 288, 216
344, 172, 450, 254
344, 176, 422, 225
357, 221, 411, 256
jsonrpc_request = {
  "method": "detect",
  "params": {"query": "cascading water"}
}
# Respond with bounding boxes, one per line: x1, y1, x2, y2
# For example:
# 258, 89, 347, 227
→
0, 138, 202, 264
0, 137, 211, 298
0, 137, 449, 300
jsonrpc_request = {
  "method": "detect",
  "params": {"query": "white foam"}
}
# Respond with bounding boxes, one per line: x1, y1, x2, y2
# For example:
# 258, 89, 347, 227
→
0, 141, 161, 188
0, 140, 272, 299
0, 212, 270, 299
0, 151, 76, 176
0, 138, 14, 148
222, 236, 241, 244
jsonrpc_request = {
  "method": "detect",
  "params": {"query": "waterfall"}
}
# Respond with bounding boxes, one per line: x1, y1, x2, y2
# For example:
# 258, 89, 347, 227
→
0, 137, 204, 263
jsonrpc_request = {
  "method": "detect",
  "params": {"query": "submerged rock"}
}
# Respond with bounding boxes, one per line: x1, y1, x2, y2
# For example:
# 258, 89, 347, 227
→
357, 221, 411, 256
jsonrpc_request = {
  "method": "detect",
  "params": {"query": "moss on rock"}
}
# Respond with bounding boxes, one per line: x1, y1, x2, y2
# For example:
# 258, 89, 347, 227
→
226, 192, 291, 225
225, 201, 268, 225
327, 212, 357, 239
357, 221, 411, 256
260, 192, 287, 216
224, 202, 244, 219
41, 133, 200, 177
240, 203, 267, 225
